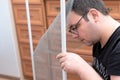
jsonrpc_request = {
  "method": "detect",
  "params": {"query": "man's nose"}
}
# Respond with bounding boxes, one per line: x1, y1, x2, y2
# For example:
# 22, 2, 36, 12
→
71, 33, 79, 39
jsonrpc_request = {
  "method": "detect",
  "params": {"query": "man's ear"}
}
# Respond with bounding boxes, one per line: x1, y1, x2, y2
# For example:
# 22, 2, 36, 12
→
87, 8, 99, 23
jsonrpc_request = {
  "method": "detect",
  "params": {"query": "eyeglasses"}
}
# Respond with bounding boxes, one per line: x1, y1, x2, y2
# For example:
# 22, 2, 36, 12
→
68, 15, 84, 35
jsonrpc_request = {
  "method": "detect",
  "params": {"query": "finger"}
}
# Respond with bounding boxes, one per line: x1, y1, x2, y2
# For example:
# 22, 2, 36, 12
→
61, 62, 65, 69
59, 57, 66, 64
61, 62, 67, 72
56, 53, 66, 59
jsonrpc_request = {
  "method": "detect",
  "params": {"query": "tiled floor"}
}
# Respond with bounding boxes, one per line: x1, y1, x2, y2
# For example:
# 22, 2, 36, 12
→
0, 76, 19, 80
0, 75, 19, 80
0, 78, 10, 80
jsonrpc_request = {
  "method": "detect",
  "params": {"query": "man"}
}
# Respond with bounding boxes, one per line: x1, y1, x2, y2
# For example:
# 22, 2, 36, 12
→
56, 0, 120, 80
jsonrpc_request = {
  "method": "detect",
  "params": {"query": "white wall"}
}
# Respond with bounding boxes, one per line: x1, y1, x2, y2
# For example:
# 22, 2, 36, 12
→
0, 0, 21, 77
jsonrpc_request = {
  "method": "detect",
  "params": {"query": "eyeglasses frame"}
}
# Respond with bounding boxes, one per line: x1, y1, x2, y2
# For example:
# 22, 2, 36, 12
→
68, 14, 86, 34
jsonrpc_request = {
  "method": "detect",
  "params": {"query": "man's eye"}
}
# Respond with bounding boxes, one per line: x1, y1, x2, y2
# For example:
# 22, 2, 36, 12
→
73, 26, 76, 28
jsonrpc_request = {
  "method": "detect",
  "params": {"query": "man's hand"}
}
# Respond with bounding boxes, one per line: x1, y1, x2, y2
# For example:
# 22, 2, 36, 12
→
56, 52, 103, 80
56, 52, 85, 74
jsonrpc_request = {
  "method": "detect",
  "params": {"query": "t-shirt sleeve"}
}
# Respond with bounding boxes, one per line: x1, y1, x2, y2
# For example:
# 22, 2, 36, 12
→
107, 42, 120, 75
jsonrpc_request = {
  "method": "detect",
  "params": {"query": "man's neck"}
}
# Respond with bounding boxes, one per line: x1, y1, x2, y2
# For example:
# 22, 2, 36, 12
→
100, 17, 120, 48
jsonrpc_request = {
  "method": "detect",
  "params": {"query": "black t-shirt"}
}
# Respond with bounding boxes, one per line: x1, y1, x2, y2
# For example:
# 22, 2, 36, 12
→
93, 26, 120, 80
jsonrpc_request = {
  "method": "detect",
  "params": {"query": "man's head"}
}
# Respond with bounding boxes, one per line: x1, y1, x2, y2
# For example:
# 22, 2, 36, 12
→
67, 0, 109, 46
72, 0, 108, 21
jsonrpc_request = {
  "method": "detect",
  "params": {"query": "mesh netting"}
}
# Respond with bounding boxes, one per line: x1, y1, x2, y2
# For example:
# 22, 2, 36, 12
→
33, 0, 82, 79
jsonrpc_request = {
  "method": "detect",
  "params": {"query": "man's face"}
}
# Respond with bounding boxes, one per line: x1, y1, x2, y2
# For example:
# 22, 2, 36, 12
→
67, 11, 101, 46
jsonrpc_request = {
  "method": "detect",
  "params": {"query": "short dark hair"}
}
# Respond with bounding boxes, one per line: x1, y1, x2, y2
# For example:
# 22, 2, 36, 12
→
72, 0, 109, 20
